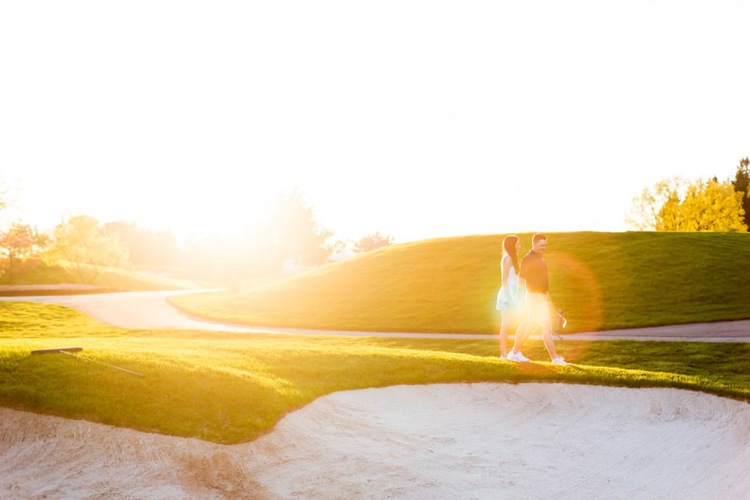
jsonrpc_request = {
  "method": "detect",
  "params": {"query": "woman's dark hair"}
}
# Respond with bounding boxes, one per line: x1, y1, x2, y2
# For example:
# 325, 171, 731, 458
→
502, 235, 520, 274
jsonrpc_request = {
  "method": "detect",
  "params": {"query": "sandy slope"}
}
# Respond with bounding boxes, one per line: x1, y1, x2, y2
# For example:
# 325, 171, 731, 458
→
2, 383, 749, 499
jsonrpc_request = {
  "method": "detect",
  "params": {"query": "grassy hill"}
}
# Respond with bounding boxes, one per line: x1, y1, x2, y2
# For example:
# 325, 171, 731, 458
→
171, 231, 750, 334
0, 259, 199, 294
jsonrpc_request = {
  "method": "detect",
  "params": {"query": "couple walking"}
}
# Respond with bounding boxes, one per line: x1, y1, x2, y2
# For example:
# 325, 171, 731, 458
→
496, 233, 570, 366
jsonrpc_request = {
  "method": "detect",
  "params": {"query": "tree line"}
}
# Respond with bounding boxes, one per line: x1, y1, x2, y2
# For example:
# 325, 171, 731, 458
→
0, 189, 393, 286
2, 158, 748, 285
628, 157, 750, 232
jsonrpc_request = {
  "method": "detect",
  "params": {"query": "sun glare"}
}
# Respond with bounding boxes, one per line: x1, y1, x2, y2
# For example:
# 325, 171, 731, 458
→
156, 186, 273, 244
549, 252, 603, 333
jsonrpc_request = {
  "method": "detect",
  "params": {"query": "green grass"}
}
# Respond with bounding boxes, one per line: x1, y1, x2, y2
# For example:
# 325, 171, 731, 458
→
2, 300, 750, 444
3, 232, 750, 445
0, 258, 196, 292
170, 232, 750, 333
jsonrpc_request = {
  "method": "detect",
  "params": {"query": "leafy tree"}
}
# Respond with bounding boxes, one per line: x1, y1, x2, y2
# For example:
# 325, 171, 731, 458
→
630, 177, 746, 232
105, 221, 183, 268
675, 178, 747, 232
52, 215, 129, 283
353, 232, 394, 253
627, 177, 689, 231
0, 182, 7, 213
182, 189, 334, 283
269, 188, 333, 267
732, 157, 750, 230
0, 223, 49, 284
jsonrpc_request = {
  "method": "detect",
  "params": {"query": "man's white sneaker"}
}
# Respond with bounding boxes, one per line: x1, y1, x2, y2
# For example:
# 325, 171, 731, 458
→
551, 357, 571, 366
509, 351, 530, 362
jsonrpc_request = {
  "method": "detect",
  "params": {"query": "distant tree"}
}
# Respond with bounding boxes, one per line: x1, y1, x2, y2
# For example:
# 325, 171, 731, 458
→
353, 232, 394, 253
105, 221, 183, 268
627, 177, 689, 231
0, 182, 7, 213
654, 189, 684, 231
0, 223, 49, 284
629, 177, 746, 232
181, 189, 335, 283
52, 215, 129, 283
732, 157, 750, 230
675, 178, 746, 232
269, 189, 333, 267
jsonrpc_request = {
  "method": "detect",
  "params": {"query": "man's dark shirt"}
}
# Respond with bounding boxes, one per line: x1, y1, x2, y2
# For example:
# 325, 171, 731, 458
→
519, 250, 548, 293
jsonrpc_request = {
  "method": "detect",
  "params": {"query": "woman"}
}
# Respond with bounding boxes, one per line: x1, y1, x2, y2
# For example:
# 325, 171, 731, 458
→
496, 235, 522, 360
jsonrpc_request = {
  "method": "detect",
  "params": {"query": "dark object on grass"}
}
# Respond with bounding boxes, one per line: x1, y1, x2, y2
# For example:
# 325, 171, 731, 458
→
31, 347, 144, 377
31, 346, 84, 354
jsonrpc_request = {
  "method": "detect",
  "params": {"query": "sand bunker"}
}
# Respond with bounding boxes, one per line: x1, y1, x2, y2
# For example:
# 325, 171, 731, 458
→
2, 383, 749, 499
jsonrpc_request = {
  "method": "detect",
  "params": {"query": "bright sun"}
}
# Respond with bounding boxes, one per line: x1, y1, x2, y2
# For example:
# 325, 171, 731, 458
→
151, 181, 275, 244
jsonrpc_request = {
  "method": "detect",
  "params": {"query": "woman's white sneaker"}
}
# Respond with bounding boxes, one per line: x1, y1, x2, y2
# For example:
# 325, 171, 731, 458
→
509, 351, 530, 362
551, 357, 570, 366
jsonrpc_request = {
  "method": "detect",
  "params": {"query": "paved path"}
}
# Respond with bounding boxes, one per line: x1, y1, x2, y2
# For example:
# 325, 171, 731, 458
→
3, 290, 750, 342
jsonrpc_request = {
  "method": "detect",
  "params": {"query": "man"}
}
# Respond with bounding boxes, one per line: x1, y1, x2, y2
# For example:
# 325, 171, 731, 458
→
507, 233, 570, 365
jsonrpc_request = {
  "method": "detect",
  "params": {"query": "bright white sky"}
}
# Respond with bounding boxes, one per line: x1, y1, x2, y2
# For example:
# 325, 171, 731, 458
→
1, 1, 748, 244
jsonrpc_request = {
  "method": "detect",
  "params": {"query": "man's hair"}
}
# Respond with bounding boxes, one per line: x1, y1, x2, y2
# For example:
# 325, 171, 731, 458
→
532, 233, 547, 244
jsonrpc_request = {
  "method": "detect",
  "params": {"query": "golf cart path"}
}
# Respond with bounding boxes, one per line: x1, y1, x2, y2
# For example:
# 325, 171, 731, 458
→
2, 289, 750, 341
